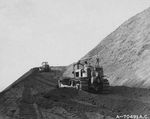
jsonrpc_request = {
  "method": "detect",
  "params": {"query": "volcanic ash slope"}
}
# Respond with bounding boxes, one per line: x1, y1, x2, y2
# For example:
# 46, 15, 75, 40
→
64, 7, 150, 88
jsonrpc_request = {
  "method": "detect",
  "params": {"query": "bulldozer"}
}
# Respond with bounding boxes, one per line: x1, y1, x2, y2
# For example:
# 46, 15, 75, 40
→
58, 57, 110, 93
39, 62, 51, 72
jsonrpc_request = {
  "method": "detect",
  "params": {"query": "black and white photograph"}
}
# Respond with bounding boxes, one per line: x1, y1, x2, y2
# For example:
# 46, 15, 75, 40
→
0, 0, 150, 119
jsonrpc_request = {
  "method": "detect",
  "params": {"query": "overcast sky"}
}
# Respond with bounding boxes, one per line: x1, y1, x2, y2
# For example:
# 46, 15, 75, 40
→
0, 0, 150, 91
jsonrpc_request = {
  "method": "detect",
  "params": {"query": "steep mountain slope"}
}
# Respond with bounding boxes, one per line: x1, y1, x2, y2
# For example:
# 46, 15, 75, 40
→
64, 7, 150, 88
1, 6, 150, 119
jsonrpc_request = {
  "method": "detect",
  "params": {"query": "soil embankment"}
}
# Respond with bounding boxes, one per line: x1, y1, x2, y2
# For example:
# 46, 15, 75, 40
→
0, 68, 150, 119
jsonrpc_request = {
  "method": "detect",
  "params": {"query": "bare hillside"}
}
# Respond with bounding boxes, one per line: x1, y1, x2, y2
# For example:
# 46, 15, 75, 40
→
0, 68, 150, 119
64, 7, 150, 88
1, 6, 150, 119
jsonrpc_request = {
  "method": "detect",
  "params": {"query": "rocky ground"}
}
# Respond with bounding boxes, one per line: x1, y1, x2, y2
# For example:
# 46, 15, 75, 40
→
0, 68, 150, 119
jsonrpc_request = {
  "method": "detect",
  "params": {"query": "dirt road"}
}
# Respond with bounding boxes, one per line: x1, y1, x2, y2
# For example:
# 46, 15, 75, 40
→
0, 69, 150, 119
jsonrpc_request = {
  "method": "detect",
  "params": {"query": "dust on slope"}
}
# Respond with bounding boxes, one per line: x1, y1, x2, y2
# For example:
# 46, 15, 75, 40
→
64, 7, 150, 88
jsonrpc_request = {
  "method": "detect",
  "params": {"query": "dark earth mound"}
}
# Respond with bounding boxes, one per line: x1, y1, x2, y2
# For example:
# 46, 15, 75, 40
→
0, 68, 150, 119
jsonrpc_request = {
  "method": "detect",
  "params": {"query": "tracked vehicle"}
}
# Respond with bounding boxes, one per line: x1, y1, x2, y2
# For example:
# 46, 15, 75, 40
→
39, 62, 51, 72
58, 58, 110, 93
